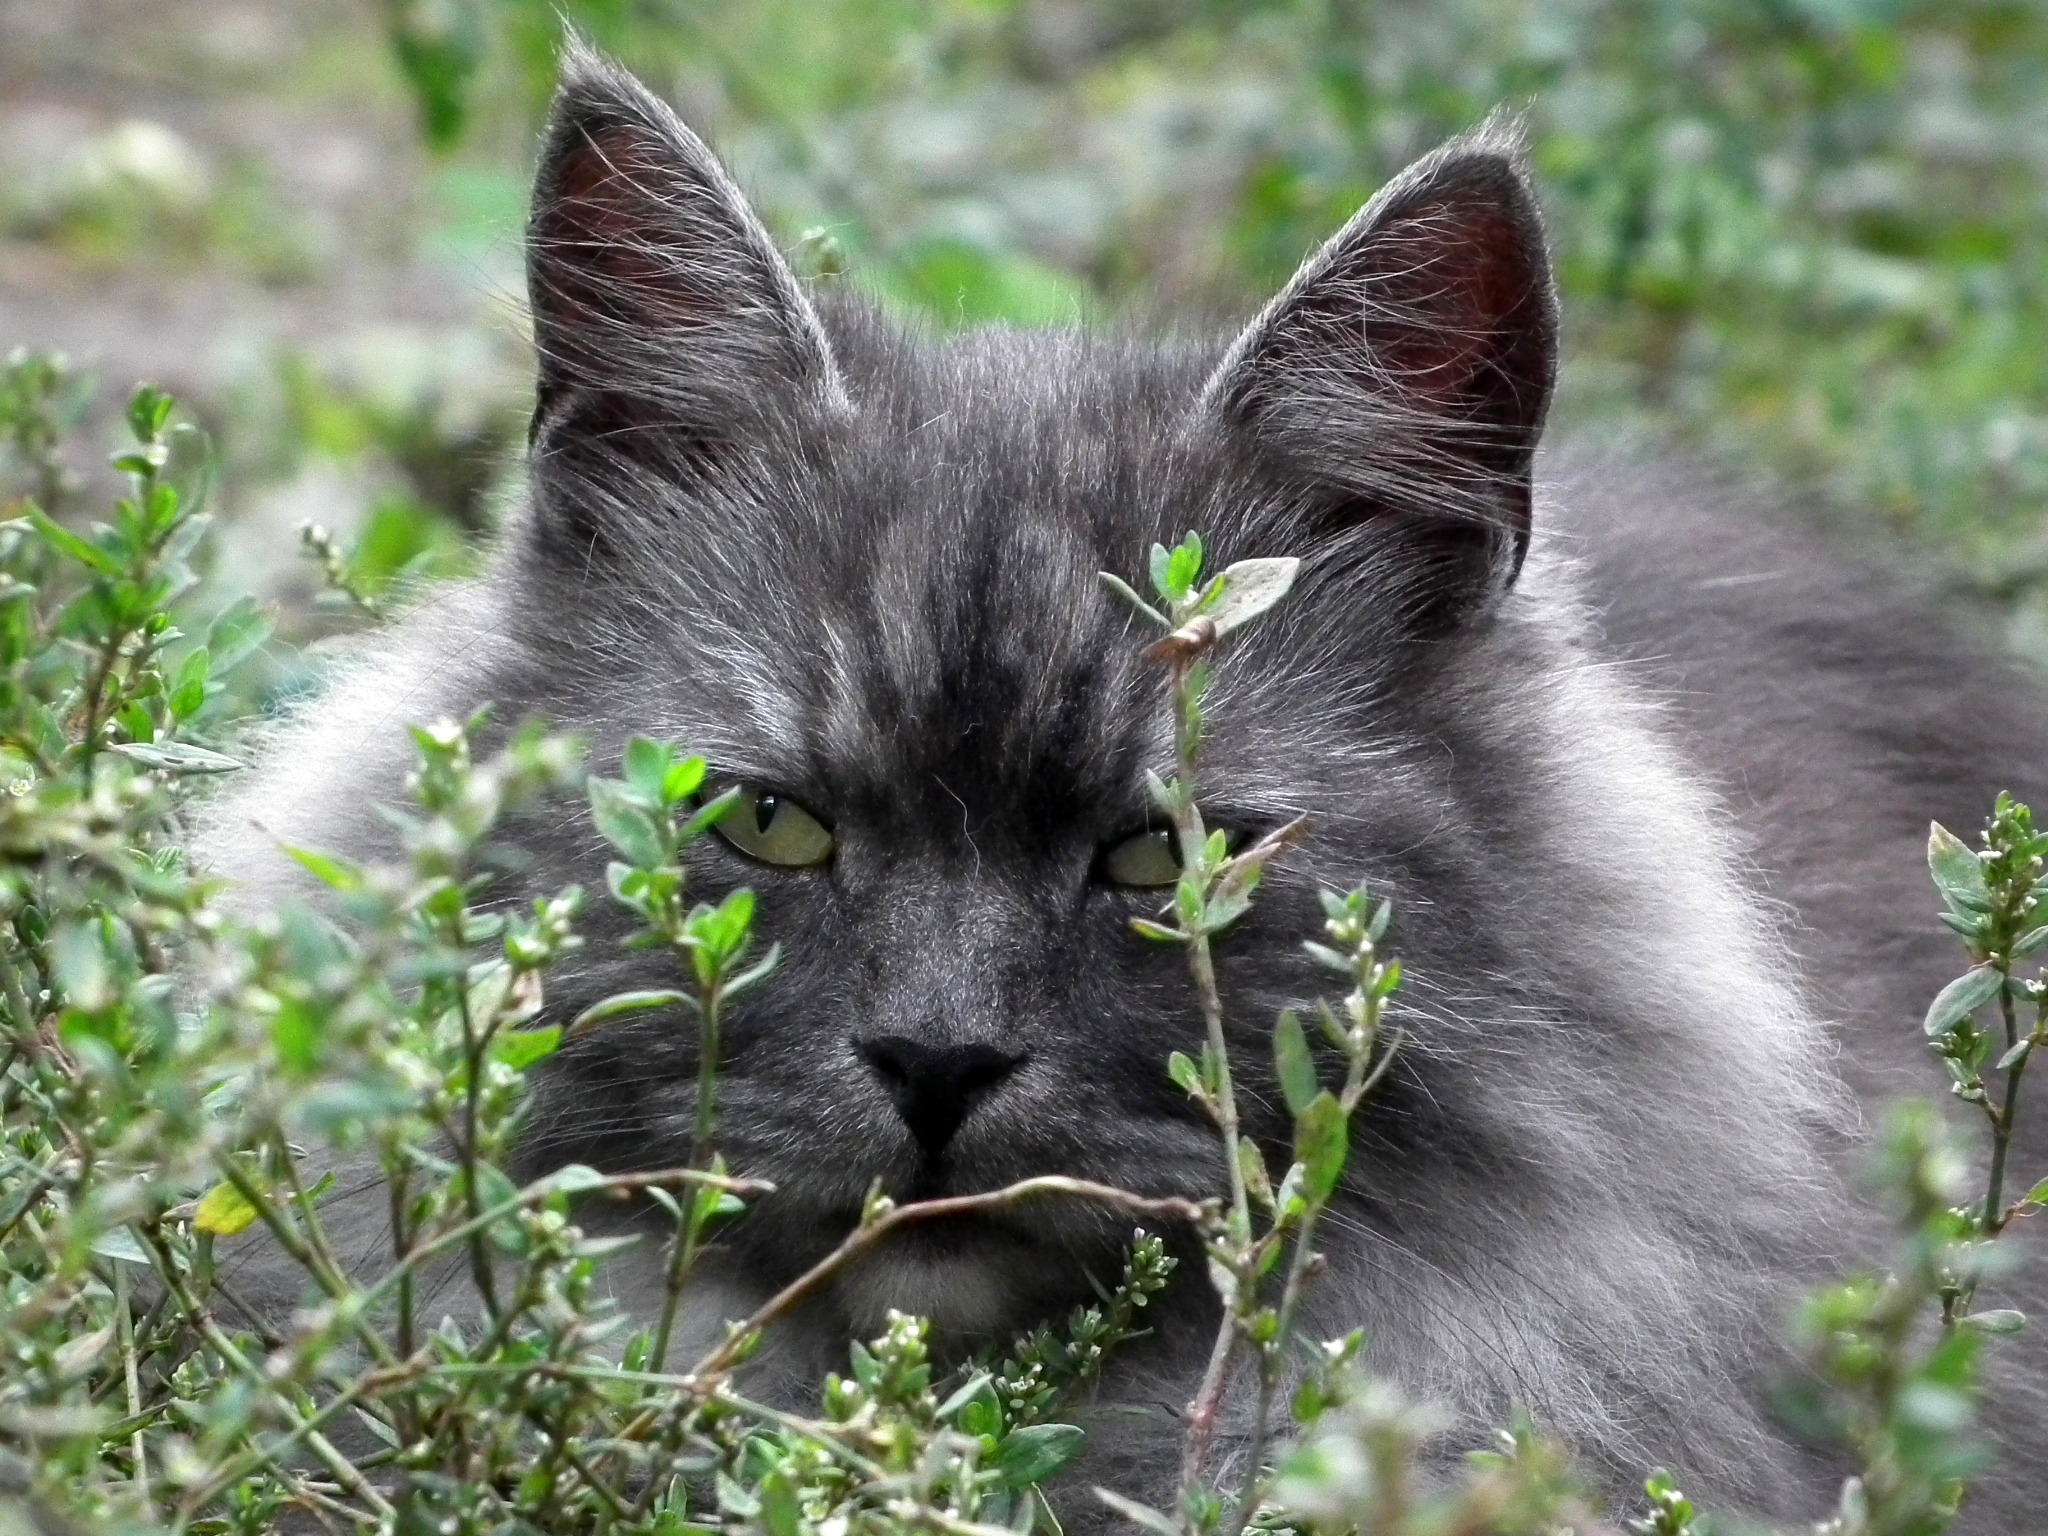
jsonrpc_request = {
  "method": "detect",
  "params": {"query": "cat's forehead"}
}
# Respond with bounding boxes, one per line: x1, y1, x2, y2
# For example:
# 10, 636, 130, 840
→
788, 326, 1206, 823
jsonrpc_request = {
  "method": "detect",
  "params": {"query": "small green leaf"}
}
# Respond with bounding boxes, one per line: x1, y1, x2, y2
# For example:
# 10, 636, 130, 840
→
1143, 771, 1175, 815
194, 1181, 260, 1237
569, 989, 689, 1035
1368, 898, 1392, 941
1238, 1135, 1273, 1209
549, 1164, 612, 1195
589, 776, 666, 867
1204, 884, 1253, 933
111, 740, 243, 773
1928, 823, 1992, 913
492, 1026, 562, 1072
1924, 965, 2005, 1036
715, 1472, 761, 1519
1292, 1375, 1328, 1426
1274, 1008, 1319, 1115
1203, 556, 1300, 637
623, 736, 674, 800
936, 1371, 997, 1424
169, 646, 209, 718
52, 1324, 115, 1381
685, 888, 756, 968
849, 1340, 881, 1390
1167, 1050, 1201, 1096
1147, 542, 1172, 600
28, 504, 121, 576
50, 921, 113, 1011
994, 1423, 1087, 1487
1293, 1090, 1348, 1204
723, 942, 782, 1002
2024, 1178, 2048, 1209
1960, 1308, 2026, 1335
1097, 570, 1168, 628
680, 784, 743, 841
473, 1162, 522, 1249
283, 844, 362, 892
89, 1228, 151, 1265
663, 755, 707, 806
1163, 536, 1203, 602
271, 1000, 319, 1076
1274, 1160, 1306, 1219
757, 1469, 801, 1536
127, 384, 175, 441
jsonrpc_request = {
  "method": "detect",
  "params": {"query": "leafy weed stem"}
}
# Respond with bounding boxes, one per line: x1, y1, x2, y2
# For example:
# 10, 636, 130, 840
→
648, 967, 728, 1375
113, 1260, 146, 1504
346, 1164, 766, 1324
1224, 898, 1404, 1536
1983, 980, 2030, 1237
138, 1223, 398, 1527
1104, 536, 1305, 1511
691, 972, 725, 1171
452, 952, 504, 1321
174, 1347, 437, 1524
1925, 799, 2048, 1322
1167, 641, 1256, 1504
211, 1154, 401, 1370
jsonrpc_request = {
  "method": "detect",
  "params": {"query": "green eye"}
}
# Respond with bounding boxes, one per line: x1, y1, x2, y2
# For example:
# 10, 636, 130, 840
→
714, 788, 835, 868
1100, 827, 1181, 888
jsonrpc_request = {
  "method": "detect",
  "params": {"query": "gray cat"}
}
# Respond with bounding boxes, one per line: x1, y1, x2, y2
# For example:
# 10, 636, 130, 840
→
201, 44, 2048, 1530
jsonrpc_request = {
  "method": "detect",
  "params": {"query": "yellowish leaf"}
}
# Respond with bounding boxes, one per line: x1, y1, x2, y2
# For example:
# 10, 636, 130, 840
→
194, 1180, 258, 1237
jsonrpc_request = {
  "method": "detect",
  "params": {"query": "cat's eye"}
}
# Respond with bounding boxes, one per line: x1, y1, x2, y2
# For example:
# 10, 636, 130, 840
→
713, 787, 835, 868
1100, 827, 1181, 888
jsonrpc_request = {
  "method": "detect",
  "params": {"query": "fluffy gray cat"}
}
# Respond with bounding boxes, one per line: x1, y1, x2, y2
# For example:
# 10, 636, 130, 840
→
201, 45, 2048, 1529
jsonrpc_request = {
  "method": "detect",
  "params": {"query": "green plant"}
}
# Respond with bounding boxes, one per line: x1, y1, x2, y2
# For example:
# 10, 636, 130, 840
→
4, 357, 2047, 1536
0, 366, 1194, 1536
1101, 538, 1409, 1536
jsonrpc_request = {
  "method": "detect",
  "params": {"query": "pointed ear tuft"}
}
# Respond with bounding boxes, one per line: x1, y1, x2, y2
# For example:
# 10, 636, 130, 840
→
1203, 116, 1557, 617
526, 44, 843, 470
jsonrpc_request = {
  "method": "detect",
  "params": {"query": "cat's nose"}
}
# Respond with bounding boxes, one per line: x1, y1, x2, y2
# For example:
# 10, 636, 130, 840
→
855, 1036, 1027, 1160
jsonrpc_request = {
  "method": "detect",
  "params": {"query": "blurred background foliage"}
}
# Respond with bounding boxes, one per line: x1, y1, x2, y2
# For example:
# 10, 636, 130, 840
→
3, 0, 2048, 663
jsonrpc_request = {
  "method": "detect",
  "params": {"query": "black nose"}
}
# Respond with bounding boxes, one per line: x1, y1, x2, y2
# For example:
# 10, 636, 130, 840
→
856, 1036, 1027, 1159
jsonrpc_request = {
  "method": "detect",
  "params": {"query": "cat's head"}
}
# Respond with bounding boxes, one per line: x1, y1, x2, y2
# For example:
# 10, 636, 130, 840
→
507, 45, 1557, 1344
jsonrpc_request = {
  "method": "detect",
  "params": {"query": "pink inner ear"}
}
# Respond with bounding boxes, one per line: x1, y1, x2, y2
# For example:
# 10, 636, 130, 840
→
1348, 198, 1542, 414
534, 122, 727, 339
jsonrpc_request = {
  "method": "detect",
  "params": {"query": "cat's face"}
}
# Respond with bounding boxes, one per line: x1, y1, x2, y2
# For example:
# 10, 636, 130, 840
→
505, 48, 1556, 1344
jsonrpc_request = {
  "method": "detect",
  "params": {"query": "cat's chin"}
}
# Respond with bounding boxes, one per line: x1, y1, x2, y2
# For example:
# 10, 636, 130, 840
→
830, 1222, 1074, 1345
835, 1246, 1022, 1341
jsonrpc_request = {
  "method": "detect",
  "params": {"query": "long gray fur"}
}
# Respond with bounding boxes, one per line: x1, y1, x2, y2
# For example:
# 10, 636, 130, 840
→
196, 43, 2048, 1529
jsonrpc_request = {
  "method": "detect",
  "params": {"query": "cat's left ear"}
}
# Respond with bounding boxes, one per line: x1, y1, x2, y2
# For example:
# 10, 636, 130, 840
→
1200, 116, 1557, 612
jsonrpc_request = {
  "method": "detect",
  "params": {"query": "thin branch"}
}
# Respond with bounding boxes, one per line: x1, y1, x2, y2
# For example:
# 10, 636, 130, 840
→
688, 1177, 1205, 1381
139, 1226, 398, 1525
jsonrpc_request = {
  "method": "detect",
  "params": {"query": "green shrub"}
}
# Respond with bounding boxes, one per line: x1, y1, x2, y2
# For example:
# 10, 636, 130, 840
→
2, 359, 2045, 1536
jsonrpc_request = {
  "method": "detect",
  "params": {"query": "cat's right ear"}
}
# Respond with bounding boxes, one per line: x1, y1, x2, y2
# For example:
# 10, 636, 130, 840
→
525, 43, 843, 519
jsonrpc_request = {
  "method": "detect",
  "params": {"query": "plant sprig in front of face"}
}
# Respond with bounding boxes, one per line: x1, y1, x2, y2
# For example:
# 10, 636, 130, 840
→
1102, 535, 1409, 1536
